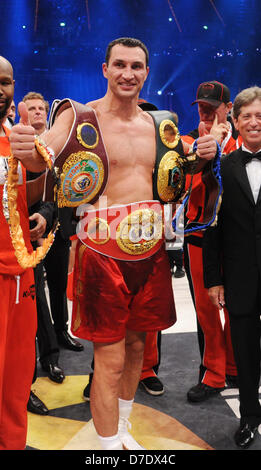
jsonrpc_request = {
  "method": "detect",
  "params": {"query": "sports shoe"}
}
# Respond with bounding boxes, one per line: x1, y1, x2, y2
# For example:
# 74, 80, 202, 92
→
83, 373, 93, 402
118, 416, 145, 450
187, 382, 224, 403
140, 376, 165, 396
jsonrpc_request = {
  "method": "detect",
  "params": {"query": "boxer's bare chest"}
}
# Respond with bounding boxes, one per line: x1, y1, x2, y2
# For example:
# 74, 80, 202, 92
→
97, 113, 156, 172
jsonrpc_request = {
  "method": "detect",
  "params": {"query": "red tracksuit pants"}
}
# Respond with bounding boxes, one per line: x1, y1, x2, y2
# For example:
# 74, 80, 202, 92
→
0, 270, 37, 450
140, 331, 161, 380
185, 242, 237, 387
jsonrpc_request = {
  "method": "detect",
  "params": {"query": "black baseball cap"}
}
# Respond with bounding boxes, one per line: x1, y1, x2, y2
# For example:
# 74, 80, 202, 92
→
192, 80, 230, 107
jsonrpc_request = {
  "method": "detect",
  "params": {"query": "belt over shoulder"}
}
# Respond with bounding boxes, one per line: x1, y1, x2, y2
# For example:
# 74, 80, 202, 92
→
44, 99, 109, 207
147, 110, 194, 204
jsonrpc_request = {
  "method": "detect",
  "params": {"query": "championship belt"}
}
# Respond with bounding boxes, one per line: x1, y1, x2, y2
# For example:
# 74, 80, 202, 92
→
44, 99, 109, 207
77, 200, 164, 261
147, 111, 198, 204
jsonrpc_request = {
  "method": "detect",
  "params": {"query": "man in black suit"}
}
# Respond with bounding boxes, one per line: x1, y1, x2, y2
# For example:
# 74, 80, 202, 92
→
23, 92, 65, 414
23, 91, 83, 353
203, 86, 261, 448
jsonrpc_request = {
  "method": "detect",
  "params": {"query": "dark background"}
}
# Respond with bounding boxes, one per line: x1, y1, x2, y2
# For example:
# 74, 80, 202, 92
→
1, 0, 260, 133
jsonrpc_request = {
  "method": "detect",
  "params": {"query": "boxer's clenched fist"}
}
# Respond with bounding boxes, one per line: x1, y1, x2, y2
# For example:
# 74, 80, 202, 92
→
9, 102, 46, 171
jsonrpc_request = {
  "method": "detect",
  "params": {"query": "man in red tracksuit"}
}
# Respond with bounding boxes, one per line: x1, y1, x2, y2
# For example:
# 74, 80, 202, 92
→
182, 81, 242, 402
0, 56, 37, 449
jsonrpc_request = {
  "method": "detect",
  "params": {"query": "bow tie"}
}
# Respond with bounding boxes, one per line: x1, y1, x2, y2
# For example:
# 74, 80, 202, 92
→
242, 151, 261, 165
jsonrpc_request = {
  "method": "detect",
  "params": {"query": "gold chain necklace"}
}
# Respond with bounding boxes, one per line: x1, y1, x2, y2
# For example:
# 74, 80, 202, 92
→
3, 137, 59, 269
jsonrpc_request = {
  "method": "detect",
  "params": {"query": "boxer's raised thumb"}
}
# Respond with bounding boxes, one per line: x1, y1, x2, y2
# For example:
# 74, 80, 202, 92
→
198, 121, 207, 137
18, 101, 30, 126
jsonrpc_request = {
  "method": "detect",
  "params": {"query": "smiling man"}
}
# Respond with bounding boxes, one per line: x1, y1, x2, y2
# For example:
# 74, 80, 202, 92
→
9, 37, 218, 451
203, 86, 261, 449
103, 38, 149, 99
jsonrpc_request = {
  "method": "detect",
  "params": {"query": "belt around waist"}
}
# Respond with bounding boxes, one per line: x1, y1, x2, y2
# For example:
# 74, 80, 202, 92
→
77, 200, 164, 261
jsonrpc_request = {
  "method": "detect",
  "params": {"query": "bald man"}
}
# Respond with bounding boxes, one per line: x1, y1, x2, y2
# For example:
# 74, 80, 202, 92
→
0, 56, 38, 450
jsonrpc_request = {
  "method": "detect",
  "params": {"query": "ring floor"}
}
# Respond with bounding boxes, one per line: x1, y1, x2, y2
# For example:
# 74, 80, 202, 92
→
26, 274, 261, 452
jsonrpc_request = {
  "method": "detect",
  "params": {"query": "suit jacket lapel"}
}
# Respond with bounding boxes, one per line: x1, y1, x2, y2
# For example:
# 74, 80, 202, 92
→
231, 148, 255, 205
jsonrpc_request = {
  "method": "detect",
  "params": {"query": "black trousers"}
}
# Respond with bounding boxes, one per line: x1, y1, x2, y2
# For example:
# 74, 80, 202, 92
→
44, 230, 71, 333
167, 248, 183, 270
183, 241, 206, 380
34, 261, 59, 362
229, 309, 261, 426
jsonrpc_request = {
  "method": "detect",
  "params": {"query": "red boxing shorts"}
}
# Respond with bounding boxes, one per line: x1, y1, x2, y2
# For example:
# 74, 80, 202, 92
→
71, 243, 176, 343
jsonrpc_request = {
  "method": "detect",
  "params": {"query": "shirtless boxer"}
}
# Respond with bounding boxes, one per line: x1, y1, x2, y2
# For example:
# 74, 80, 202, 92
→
10, 37, 218, 450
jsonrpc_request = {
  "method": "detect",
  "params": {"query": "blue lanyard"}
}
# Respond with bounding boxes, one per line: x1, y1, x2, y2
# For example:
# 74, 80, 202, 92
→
172, 140, 222, 235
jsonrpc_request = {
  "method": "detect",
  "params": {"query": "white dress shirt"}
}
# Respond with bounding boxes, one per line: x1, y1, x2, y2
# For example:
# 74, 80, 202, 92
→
242, 143, 261, 203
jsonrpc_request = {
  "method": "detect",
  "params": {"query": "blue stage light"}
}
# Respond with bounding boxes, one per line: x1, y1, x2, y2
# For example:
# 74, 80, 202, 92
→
60, 22, 66, 27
